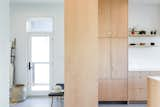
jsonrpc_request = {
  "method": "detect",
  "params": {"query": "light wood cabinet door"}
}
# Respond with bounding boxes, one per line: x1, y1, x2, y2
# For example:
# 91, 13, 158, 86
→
135, 72, 148, 89
111, 0, 128, 38
98, 0, 128, 38
111, 38, 128, 79
99, 0, 112, 38
65, 0, 98, 107
98, 80, 103, 101
128, 72, 149, 101
99, 79, 127, 101
111, 79, 128, 101
99, 79, 112, 101
128, 88, 147, 101
98, 38, 111, 79
129, 72, 148, 89
147, 77, 160, 107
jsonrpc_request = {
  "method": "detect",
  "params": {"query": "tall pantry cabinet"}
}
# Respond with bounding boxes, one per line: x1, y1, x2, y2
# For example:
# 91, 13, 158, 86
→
98, 0, 128, 101
65, 0, 98, 107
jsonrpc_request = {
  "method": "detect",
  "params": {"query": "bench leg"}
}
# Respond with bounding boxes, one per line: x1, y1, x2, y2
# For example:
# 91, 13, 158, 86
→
51, 96, 53, 107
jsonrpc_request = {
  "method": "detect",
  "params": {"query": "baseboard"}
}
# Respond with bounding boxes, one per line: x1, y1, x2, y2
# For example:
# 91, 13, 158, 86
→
128, 101, 147, 104
99, 101, 128, 104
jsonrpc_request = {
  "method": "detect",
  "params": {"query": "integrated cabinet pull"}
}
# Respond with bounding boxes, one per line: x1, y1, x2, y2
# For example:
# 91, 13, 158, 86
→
106, 32, 112, 35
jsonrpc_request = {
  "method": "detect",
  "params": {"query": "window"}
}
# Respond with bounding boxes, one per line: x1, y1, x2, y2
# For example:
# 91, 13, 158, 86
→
26, 17, 53, 32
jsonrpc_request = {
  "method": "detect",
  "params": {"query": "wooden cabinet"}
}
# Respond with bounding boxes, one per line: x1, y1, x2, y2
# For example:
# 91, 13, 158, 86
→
99, 0, 112, 38
111, 0, 128, 38
98, 38, 128, 80
98, 0, 128, 102
98, 38, 128, 101
148, 76, 160, 107
98, 79, 111, 101
99, 79, 127, 101
98, 38, 111, 79
111, 38, 128, 79
98, 0, 128, 38
128, 71, 160, 101
128, 72, 148, 89
128, 72, 149, 101
65, 0, 98, 107
128, 88, 147, 101
111, 80, 128, 101
98, 80, 103, 101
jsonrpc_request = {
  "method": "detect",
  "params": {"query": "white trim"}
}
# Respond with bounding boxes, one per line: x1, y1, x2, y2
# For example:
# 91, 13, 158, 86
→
26, 16, 55, 96
26, 17, 54, 33
27, 34, 54, 96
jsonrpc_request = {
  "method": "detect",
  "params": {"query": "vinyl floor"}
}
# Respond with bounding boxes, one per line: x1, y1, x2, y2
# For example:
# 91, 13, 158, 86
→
10, 97, 146, 107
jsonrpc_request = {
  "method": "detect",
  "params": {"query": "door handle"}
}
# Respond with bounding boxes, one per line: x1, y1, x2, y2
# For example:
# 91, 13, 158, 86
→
28, 62, 31, 70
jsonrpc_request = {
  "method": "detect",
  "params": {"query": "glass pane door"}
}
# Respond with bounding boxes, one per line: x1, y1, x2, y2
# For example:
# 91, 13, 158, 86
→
30, 36, 50, 91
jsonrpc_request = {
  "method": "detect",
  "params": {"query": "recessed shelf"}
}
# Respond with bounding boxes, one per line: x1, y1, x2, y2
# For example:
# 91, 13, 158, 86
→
129, 45, 158, 48
128, 35, 159, 37
128, 43, 158, 48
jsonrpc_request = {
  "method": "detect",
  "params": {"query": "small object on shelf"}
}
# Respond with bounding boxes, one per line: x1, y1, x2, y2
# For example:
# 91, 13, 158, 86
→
150, 42, 155, 46
150, 31, 154, 35
154, 30, 157, 35
129, 43, 136, 46
128, 28, 159, 37
129, 42, 158, 48
139, 43, 145, 46
131, 28, 135, 35
139, 30, 146, 35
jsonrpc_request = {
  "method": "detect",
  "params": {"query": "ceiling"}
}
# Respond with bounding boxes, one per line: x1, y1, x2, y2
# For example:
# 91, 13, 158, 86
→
130, 0, 160, 5
10, 0, 160, 5
10, 0, 64, 4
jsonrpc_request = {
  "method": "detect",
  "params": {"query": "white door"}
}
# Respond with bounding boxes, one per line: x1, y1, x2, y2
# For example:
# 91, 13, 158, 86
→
26, 17, 54, 96
28, 35, 52, 95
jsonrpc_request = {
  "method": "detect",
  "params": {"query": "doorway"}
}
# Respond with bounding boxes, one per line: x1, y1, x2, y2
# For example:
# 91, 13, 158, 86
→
27, 17, 53, 95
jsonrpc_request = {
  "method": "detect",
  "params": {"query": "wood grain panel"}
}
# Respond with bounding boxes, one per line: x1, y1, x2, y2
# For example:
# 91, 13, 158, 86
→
111, 38, 128, 79
147, 77, 160, 107
111, 0, 128, 38
111, 79, 128, 101
99, 0, 112, 38
128, 88, 147, 101
98, 38, 111, 79
128, 72, 148, 101
65, 0, 98, 107
99, 79, 127, 101
98, 80, 103, 101
128, 72, 160, 101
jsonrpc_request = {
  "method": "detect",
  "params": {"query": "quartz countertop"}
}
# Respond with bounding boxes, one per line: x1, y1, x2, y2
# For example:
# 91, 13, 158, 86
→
148, 76, 160, 81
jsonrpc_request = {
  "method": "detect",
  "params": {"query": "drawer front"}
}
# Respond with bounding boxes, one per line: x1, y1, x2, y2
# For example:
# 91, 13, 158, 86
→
128, 72, 149, 89
128, 88, 147, 101
99, 79, 127, 101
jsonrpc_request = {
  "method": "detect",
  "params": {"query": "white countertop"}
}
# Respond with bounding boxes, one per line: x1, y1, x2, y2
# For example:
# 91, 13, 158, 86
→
148, 76, 160, 81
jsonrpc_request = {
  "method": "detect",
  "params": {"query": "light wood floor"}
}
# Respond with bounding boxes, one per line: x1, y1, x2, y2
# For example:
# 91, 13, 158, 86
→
10, 97, 146, 107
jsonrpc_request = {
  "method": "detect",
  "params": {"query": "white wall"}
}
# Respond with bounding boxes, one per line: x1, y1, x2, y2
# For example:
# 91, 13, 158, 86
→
0, 0, 10, 106
129, 2, 160, 32
129, 2, 160, 71
129, 37, 160, 71
10, 3, 64, 88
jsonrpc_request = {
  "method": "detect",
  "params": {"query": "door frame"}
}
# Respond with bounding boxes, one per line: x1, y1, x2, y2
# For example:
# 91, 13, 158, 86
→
27, 32, 54, 96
